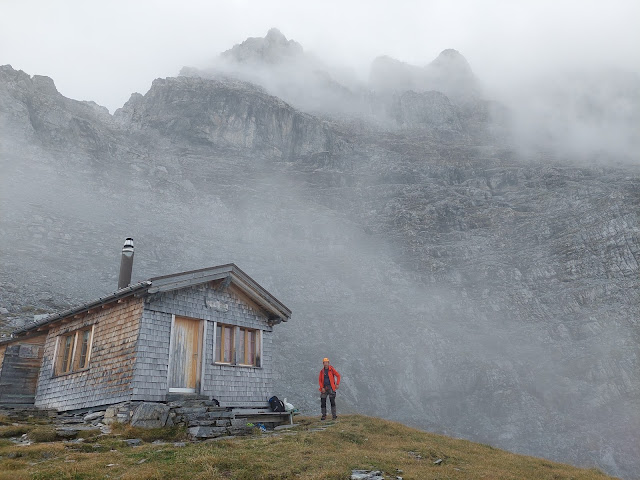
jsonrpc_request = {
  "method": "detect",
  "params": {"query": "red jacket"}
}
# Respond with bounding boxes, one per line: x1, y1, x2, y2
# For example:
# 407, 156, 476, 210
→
319, 365, 341, 392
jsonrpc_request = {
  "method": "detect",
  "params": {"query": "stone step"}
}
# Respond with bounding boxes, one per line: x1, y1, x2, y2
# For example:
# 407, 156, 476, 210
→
165, 393, 210, 403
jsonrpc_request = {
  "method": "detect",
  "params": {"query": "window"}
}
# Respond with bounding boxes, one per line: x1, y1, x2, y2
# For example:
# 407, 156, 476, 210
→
55, 326, 93, 376
214, 324, 261, 367
60, 333, 74, 374
76, 329, 91, 369
215, 324, 235, 363
238, 328, 260, 367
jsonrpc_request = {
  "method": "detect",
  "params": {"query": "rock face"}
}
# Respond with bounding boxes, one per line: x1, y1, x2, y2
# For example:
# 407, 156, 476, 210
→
0, 65, 115, 153
0, 30, 639, 480
114, 75, 347, 159
392, 90, 463, 135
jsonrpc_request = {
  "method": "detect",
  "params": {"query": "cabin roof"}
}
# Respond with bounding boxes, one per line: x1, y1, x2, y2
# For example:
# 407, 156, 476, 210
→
5, 264, 290, 341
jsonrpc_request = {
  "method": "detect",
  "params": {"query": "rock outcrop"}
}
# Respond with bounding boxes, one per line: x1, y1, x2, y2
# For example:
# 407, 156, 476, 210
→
0, 65, 116, 154
221, 27, 304, 64
0, 29, 638, 479
114, 75, 348, 159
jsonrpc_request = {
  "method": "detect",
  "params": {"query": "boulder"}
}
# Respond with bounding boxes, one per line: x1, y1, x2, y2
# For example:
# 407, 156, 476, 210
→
130, 402, 170, 428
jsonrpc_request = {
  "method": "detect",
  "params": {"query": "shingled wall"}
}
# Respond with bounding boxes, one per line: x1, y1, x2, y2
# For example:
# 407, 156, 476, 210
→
131, 283, 274, 407
34, 297, 144, 411
0, 333, 47, 404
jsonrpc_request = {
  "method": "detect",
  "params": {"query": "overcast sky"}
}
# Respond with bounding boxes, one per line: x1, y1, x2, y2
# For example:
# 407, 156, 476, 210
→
1, 0, 639, 112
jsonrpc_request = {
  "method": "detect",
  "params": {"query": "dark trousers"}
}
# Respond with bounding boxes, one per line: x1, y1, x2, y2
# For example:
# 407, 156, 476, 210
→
321, 389, 336, 416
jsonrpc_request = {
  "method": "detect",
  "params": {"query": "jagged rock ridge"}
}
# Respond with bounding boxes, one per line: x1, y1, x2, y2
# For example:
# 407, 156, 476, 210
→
221, 27, 304, 64
0, 29, 639, 480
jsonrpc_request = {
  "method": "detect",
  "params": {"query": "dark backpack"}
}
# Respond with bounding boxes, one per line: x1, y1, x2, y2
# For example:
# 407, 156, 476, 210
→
268, 395, 285, 412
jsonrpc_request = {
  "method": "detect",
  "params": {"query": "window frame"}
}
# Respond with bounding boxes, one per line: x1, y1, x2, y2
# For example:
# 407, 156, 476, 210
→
213, 322, 262, 368
237, 327, 261, 367
214, 323, 236, 364
54, 325, 94, 376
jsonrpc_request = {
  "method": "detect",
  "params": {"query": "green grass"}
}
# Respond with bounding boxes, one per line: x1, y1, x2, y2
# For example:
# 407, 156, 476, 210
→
0, 415, 617, 480
28, 426, 57, 443
0, 424, 33, 438
110, 423, 188, 443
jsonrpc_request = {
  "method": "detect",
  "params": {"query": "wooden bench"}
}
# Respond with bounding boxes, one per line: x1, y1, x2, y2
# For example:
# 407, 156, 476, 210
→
232, 408, 293, 426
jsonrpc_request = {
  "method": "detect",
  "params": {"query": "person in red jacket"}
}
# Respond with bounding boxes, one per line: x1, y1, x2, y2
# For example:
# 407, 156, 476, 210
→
319, 357, 341, 420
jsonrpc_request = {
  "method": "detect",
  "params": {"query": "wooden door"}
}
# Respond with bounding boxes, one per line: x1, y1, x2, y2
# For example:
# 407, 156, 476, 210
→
168, 316, 203, 393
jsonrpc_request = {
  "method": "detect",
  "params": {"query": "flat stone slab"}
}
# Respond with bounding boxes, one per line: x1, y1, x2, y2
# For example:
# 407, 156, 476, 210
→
351, 470, 385, 480
204, 435, 237, 442
83, 412, 105, 422
188, 426, 228, 438
274, 423, 299, 430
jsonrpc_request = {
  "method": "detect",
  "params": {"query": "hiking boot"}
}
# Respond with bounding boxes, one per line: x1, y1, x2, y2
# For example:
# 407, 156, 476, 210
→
321, 414, 326, 420
332, 415, 337, 420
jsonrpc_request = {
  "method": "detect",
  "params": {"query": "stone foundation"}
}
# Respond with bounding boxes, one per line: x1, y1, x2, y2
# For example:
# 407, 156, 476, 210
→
39, 398, 292, 439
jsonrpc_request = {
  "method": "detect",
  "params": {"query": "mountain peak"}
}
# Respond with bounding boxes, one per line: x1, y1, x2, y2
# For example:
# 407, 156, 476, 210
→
221, 28, 303, 64
437, 48, 463, 58
265, 27, 287, 44
429, 49, 474, 76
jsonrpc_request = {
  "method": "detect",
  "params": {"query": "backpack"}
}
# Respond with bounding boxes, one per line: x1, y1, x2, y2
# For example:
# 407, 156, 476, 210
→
268, 395, 286, 412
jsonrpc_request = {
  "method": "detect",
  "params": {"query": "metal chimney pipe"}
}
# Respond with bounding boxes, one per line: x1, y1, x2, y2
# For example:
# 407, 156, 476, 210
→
118, 238, 134, 290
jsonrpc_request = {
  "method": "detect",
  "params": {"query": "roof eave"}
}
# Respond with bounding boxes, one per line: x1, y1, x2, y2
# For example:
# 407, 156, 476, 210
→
10, 281, 151, 336
148, 264, 291, 322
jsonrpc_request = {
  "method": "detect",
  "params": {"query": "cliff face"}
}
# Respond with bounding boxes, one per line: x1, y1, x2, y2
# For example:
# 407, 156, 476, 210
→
114, 75, 348, 159
0, 40, 639, 480
0, 65, 116, 154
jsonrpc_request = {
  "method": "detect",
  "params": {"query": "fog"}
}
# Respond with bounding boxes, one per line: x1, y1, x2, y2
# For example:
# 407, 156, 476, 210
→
1, 2, 639, 478
2, 0, 639, 112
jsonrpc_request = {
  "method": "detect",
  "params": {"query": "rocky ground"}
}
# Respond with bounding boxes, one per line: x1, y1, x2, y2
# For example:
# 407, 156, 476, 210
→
0, 30, 638, 478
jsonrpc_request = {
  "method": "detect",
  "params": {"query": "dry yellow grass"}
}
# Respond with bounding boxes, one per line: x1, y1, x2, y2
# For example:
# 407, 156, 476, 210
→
0, 414, 617, 480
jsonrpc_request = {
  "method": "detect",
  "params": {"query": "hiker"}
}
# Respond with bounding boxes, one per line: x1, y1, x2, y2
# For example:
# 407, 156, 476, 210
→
318, 357, 341, 420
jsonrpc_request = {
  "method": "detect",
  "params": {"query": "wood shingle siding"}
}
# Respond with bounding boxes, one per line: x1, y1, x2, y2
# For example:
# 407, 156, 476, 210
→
2, 263, 289, 412
131, 283, 274, 406
0, 333, 47, 404
34, 298, 144, 411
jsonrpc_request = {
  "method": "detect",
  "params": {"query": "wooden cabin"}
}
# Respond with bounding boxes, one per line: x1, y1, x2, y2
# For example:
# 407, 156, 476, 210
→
0, 264, 291, 411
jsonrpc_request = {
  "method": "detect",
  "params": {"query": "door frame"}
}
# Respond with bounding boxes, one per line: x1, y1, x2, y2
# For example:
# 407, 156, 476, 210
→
167, 314, 206, 394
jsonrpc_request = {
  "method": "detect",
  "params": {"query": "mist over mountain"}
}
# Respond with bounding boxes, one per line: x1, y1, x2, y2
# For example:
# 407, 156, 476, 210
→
1, 29, 639, 479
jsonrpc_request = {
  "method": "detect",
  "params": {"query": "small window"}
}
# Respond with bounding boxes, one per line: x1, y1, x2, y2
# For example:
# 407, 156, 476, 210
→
238, 327, 260, 367
215, 324, 235, 363
60, 334, 74, 374
55, 326, 93, 376
76, 329, 92, 369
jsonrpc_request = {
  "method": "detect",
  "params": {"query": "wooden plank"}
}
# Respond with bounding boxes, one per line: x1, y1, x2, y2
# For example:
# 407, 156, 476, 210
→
234, 412, 293, 425
231, 408, 273, 415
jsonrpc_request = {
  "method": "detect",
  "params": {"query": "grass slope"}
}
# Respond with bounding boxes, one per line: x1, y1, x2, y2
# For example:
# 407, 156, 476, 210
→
0, 415, 615, 480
